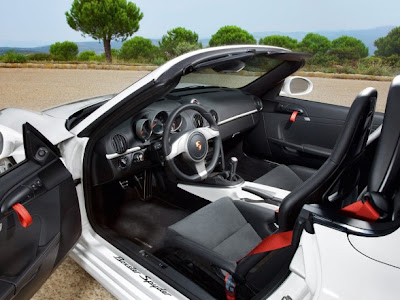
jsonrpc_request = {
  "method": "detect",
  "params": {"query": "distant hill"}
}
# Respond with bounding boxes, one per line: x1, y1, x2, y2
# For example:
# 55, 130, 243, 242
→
0, 26, 395, 56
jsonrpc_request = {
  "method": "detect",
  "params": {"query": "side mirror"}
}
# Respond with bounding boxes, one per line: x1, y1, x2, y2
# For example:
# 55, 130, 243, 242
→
0, 125, 23, 160
281, 76, 313, 96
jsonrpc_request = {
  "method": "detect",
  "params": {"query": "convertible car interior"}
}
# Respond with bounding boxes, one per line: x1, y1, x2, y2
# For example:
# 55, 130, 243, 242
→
79, 51, 396, 299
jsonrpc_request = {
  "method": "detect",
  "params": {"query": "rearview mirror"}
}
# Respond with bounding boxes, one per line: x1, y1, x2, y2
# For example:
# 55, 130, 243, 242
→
281, 76, 313, 96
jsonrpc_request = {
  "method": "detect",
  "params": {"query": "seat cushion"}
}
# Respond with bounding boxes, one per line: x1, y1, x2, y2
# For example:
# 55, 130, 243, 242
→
254, 165, 304, 191
167, 198, 262, 271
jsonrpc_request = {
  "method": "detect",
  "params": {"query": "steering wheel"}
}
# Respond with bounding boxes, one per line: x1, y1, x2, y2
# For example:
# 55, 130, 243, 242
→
162, 104, 222, 182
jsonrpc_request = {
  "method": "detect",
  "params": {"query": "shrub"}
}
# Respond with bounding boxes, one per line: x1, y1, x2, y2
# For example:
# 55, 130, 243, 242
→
259, 35, 298, 49
209, 25, 256, 46
77, 50, 98, 61
119, 37, 158, 60
49, 41, 79, 61
382, 55, 400, 68
151, 57, 166, 66
2, 51, 27, 63
26, 53, 54, 61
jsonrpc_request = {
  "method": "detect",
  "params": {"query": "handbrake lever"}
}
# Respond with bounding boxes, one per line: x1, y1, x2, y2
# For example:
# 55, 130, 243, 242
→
241, 186, 282, 206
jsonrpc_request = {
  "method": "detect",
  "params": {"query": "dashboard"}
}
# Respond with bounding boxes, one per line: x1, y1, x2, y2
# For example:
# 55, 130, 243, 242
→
91, 87, 263, 185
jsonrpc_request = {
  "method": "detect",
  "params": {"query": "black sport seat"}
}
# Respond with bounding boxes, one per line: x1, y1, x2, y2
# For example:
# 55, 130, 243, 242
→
166, 88, 377, 285
367, 75, 400, 218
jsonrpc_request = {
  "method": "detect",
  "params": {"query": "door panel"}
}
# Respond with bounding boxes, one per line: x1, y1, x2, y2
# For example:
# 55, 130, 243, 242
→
245, 96, 383, 169
0, 123, 81, 300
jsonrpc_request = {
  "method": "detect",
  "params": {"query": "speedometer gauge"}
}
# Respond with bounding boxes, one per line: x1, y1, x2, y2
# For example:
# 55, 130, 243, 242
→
171, 115, 182, 132
135, 119, 152, 141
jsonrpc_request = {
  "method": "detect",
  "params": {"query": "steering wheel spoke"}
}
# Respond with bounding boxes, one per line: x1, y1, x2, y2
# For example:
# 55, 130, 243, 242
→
194, 160, 207, 180
166, 132, 188, 160
197, 127, 220, 141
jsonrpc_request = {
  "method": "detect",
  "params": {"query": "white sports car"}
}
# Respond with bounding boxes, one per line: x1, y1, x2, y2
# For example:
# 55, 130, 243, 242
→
0, 45, 399, 300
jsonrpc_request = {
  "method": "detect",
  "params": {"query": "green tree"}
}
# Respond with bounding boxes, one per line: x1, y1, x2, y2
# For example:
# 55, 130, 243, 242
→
159, 27, 201, 59
329, 36, 368, 60
259, 35, 298, 49
299, 33, 331, 54
119, 36, 158, 60
66, 0, 143, 63
209, 25, 256, 46
49, 41, 79, 61
374, 27, 400, 57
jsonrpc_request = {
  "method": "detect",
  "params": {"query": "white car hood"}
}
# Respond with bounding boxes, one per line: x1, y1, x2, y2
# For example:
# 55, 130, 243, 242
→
0, 94, 112, 145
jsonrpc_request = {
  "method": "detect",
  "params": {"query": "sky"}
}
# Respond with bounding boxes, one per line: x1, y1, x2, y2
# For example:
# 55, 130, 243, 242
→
0, 0, 398, 47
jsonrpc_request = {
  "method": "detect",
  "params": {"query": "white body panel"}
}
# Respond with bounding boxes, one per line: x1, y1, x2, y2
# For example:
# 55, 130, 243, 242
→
349, 227, 400, 268
269, 225, 400, 300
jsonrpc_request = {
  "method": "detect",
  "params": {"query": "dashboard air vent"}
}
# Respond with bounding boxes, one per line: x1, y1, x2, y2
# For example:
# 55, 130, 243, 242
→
210, 110, 218, 124
111, 134, 128, 154
193, 114, 204, 128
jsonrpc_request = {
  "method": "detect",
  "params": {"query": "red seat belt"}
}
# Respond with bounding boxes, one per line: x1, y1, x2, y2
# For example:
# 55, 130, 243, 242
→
244, 230, 293, 257
12, 203, 33, 228
339, 199, 380, 222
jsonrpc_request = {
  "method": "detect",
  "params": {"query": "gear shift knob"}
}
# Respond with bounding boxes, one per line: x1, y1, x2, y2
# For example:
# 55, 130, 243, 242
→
229, 157, 238, 181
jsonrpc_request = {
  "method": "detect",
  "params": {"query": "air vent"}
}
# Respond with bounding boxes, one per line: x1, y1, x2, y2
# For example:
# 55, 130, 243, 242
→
210, 110, 218, 124
193, 114, 204, 128
111, 134, 128, 154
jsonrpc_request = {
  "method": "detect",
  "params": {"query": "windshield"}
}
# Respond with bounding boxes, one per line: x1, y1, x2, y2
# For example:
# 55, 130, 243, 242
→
177, 55, 284, 89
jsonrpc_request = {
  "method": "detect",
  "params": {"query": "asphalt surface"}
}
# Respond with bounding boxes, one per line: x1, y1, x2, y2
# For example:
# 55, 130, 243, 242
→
0, 68, 393, 300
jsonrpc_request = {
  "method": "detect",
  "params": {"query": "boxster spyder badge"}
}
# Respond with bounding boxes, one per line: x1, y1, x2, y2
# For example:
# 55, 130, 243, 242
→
196, 140, 202, 151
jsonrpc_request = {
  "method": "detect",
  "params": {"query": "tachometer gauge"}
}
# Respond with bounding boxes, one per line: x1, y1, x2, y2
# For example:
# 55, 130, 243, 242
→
152, 111, 168, 135
135, 119, 152, 141
152, 118, 164, 135
171, 115, 182, 132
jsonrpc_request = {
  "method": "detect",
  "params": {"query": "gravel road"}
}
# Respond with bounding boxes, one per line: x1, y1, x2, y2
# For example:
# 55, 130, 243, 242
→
0, 68, 393, 300
0, 68, 391, 112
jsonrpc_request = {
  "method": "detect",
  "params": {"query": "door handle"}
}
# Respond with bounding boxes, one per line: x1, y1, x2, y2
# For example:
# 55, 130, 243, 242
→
1, 185, 34, 214
277, 104, 304, 115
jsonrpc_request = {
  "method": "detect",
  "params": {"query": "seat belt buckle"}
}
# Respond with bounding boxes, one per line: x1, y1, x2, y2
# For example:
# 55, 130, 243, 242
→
224, 273, 237, 300
275, 209, 279, 224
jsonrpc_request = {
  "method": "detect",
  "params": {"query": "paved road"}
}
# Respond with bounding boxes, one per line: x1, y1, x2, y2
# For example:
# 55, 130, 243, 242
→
0, 68, 392, 300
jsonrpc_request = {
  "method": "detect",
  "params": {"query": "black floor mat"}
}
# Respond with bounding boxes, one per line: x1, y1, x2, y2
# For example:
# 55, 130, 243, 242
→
108, 197, 190, 253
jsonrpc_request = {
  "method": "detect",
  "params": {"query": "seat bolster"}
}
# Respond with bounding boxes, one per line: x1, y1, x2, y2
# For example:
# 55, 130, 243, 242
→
288, 165, 317, 182
254, 165, 304, 191
233, 200, 277, 238
166, 229, 238, 273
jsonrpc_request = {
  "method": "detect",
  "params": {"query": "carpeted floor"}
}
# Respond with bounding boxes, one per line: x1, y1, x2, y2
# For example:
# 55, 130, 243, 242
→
108, 197, 190, 253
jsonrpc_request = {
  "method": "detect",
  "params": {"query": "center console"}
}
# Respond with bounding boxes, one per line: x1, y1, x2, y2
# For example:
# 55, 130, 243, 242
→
178, 156, 290, 210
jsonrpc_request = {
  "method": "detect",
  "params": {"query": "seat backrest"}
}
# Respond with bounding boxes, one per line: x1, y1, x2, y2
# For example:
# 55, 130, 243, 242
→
368, 76, 400, 218
278, 87, 377, 231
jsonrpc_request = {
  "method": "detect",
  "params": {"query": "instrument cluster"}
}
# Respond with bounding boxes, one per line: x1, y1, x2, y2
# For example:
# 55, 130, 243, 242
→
135, 111, 183, 142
